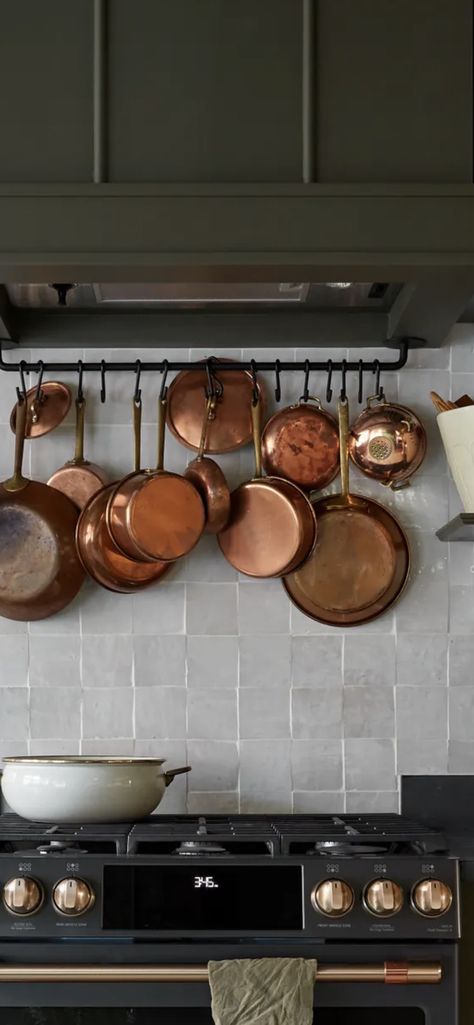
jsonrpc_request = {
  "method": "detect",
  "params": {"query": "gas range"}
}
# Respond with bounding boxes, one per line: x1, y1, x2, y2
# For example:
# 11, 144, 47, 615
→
0, 812, 460, 941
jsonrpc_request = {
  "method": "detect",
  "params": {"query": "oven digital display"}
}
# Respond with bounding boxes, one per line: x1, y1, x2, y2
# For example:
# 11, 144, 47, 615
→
103, 866, 303, 930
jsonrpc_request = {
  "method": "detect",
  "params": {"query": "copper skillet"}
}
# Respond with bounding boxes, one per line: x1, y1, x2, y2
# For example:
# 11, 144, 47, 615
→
76, 400, 171, 593
47, 393, 108, 509
283, 400, 410, 626
218, 394, 317, 578
106, 388, 205, 563
261, 395, 339, 492
184, 395, 231, 534
0, 396, 84, 621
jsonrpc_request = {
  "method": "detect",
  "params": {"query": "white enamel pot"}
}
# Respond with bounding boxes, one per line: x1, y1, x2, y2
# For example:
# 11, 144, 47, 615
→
1, 757, 191, 823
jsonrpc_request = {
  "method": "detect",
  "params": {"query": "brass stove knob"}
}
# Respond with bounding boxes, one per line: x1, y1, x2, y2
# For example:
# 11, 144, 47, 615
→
52, 877, 95, 917
364, 879, 404, 917
311, 879, 354, 917
412, 879, 453, 918
3, 877, 43, 916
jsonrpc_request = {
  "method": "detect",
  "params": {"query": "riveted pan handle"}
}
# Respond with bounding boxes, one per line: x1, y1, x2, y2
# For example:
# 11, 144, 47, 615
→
4, 396, 28, 493
338, 398, 350, 502
251, 394, 263, 479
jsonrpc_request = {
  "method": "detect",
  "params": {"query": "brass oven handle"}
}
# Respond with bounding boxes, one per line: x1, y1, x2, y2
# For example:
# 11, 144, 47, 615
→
0, 963, 442, 985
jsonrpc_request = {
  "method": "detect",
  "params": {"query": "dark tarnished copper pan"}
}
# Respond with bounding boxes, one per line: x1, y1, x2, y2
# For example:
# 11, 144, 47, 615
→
76, 484, 171, 594
0, 397, 84, 621
47, 396, 108, 509
166, 359, 266, 453
261, 397, 339, 491
218, 396, 317, 578
107, 395, 205, 563
10, 382, 72, 438
349, 396, 427, 490
184, 396, 231, 534
283, 400, 410, 626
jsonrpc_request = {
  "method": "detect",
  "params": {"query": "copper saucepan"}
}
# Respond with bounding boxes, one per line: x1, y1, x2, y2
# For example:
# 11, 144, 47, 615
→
261, 395, 339, 492
0, 396, 84, 620
283, 399, 410, 626
48, 393, 108, 509
106, 392, 205, 562
184, 395, 231, 534
218, 394, 317, 578
349, 395, 427, 489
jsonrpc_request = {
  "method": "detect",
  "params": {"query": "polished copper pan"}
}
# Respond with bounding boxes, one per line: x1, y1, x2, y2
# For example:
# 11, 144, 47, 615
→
261, 397, 339, 491
0, 397, 84, 620
10, 381, 72, 438
184, 395, 231, 534
218, 396, 317, 578
349, 396, 427, 489
283, 400, 410, 626
166, 360, 266, 453
47, 395, 108, 509
76, 484, 171, 593
107, 395, 205, 563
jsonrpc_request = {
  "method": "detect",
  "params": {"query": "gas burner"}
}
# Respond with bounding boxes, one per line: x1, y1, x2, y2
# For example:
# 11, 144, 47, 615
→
308, 840, 390, 858
173, 840, 231, 857
36, 841, 89, 856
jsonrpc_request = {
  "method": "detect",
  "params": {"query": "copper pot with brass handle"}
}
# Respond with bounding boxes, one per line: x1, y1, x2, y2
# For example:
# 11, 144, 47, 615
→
348, 396, 427, 490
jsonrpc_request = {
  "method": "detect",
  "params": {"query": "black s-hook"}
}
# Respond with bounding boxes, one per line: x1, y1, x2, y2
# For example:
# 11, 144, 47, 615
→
303, 359, 310, 403
134, 360, 142, 405
100, 360, 107, 404
340, 359, 347, 402
160, 359, 169, 400
326, 360, 333, 403
77, 359, 84, 403
250, 359, 259, 405
358, 359, 364, 404
274, 359, 281, 403
16, 360, 28, 403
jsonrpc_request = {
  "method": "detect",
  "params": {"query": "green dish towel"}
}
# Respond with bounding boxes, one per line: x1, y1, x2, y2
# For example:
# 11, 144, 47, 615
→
208, 957, 317, 1025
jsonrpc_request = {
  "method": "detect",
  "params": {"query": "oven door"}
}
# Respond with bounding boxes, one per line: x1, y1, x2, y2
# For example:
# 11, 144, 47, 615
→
0, 943, 457, 1025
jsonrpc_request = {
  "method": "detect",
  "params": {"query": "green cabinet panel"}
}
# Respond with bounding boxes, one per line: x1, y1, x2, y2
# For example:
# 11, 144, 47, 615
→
316, 0, 473, 182
107, 0, 302, 182
0, 1, 93, 182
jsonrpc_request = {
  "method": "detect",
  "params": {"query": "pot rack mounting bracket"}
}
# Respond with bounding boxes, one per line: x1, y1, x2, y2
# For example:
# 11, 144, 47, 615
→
0, 338, 411, 381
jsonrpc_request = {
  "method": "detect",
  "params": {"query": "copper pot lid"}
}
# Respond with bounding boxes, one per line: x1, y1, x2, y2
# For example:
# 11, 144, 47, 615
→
166, 360, 266, 453
349, 398, 427, 488
261, 398, 340, 491
10, 382, 72, 438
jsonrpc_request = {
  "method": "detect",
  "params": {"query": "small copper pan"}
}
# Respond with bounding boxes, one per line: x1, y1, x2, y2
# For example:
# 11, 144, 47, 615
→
261, 396, 340, 492
107, 393, 205, 563
283, 400, 410, 626
184, 396, 231, 534
218, 395, 317, 578
48, 395, 108, 509
349, 395, 427, 490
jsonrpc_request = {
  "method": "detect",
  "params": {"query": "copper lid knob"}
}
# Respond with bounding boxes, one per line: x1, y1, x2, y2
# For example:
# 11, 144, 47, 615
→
311, 879, 354, 917
364, 879, 404, 917
3, 877, 43, 916
412, 879, 453, 918
52, 877, 95, 917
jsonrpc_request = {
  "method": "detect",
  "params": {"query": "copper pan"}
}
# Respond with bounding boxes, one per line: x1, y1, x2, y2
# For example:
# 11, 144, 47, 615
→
47, 394, 108, 509
107, 393, 205, 563
184, 396, 231, 534
166, 359, 266, 453
349, 395, 427, 490
261, 396, 339, 492
218, 395, 317, 578
283, 400, 410, 626
0, 396, 84, 621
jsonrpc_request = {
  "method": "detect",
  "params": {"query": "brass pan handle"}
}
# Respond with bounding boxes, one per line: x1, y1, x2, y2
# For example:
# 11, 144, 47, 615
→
0, 962, 442, 985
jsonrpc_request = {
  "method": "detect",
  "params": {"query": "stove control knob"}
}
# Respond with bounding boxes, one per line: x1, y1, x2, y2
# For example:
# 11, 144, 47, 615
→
311, 879, 354, 917
3, 876, 43, 916
364, 879, 404, 917
52, 877, 95, 917
411, 879, 453, 918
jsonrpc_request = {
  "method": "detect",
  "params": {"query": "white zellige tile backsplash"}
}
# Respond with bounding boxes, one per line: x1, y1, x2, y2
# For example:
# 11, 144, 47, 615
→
0, 329, 473, 815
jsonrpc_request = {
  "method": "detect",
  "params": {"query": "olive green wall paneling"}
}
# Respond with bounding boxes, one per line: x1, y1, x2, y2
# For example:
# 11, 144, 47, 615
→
0, 1, 93, 183
107, 0, 303, 182
315, 0, 473, 183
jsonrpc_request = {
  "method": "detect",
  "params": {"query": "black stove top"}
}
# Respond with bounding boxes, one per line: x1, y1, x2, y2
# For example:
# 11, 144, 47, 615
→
0, 813, 447, 858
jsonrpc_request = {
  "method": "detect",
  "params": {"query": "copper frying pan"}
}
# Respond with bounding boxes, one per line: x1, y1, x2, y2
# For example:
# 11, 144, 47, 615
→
261, 396, 340, 492
47, 394, 108, 509
106, 393, 205, 563
76, 400, 171, 593
184, 395, 231, 534
283, 400, 410, 626
0, 397, 85, 621
218, 395, 317, 578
